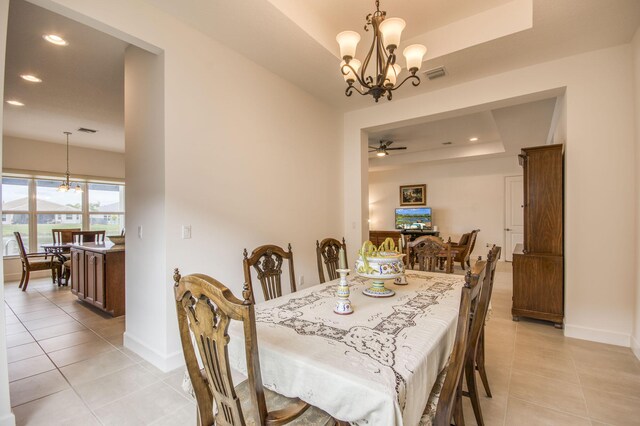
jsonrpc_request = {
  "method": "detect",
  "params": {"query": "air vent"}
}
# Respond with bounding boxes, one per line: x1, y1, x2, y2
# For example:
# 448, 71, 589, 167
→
442, 141, 453, 145
77, 127, 97, 133
424, 66, 447, 80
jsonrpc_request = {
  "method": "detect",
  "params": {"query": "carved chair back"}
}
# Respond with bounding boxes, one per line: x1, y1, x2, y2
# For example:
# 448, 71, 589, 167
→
14, 232, 29, 265
316, 237, 347, 283
52, 228, 81, 245
434, 271, 477, 425
71, 230, 105, 244
463, 247, 499, 425
468, 246, 501, 341
466, 230, 480, 260
173, 270, 266, 426
406, 236, 447, 271
243, 244, 296, 304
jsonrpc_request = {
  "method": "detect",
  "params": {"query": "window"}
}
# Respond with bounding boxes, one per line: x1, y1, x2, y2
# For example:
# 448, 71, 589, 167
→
2, 177, 30, 256
88, 183, 125, 235
1, 176, 125, 256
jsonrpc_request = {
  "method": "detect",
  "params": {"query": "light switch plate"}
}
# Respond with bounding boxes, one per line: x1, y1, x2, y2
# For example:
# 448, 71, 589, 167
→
137, 226, 143, 239
182, 225, 192, 239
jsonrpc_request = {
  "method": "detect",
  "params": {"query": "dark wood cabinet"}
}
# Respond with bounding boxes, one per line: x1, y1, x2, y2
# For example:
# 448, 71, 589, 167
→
512, 144, 564, 327
369, 230, 402, 246
70, 248, 84, 298
70, 243, 125, 317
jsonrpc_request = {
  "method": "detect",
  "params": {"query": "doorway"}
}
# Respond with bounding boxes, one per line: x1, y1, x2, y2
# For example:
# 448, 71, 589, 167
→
504, 175, 524, 261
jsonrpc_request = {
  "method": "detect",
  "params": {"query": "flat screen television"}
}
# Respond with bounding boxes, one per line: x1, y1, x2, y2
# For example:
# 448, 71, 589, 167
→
395, 207, 432, 230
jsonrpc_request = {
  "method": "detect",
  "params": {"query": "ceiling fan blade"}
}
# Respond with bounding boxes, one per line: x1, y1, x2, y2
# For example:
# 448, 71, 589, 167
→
386, 147, 407, 150
368, 149, 377, 152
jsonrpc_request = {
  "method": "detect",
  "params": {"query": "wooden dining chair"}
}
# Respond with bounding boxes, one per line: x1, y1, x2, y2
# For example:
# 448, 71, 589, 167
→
467, 245, 502, 416
406, 236, 452, 272
243, 244, 296, 304
420, 270, 477, 426
316, 237, 347, 283
52, 228, 81, 245
71, 230, 106, 243
448, 229, 480, 270
14, 232, 57, 292
173, 269, 337, 426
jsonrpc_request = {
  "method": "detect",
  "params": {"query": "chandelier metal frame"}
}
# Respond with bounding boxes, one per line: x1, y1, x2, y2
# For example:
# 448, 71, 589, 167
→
339, 0, 423, 102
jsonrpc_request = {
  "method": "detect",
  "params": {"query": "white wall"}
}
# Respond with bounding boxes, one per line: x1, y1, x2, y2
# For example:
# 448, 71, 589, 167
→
122, 46, 168, 368
0, 0, 16, 423
369, 156, 522, 256
633, 27, 640, 360
344, 44, 637, 347
24, 0, 343, 371
2, 135, 124, 180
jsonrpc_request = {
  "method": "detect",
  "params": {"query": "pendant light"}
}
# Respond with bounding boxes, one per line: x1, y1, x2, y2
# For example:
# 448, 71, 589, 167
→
57, 131, 82, 193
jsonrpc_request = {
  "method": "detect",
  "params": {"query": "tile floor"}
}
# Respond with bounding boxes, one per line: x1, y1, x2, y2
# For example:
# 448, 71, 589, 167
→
4, 263, 640, 425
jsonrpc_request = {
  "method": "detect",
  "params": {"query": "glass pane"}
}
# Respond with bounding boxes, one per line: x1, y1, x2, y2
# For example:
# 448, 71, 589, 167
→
36, 215, 82, 249
2, 177, 29, 211
88, 183, 124, 212
2, 214, 29, 256
36, 179, 82, 212
90, 214, 125, 236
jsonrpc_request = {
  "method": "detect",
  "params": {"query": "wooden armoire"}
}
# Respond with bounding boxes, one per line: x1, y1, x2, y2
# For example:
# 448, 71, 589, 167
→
512, 144, 564, 328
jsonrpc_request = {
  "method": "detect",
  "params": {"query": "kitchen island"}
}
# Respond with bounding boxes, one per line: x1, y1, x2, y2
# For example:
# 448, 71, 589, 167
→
69, 241, 125, 317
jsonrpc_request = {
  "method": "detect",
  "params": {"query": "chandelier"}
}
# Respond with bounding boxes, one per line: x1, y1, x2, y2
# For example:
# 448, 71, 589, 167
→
336, 0, 427, 102
57, 131, 82, 193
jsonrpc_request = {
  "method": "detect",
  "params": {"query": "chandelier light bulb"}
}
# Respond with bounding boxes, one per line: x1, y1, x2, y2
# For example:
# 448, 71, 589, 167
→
340, 59, 361, 82
336, 31, 361, 60
384, 64, 402, 87
403, 44, 427, 72
379, 18, 405, 51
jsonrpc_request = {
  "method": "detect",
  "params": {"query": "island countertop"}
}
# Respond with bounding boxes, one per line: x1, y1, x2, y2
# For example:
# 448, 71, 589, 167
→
68, 241, 125, 253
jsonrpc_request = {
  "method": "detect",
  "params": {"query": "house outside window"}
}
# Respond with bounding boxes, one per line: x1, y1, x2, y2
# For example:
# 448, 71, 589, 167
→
1, 176, 125, 256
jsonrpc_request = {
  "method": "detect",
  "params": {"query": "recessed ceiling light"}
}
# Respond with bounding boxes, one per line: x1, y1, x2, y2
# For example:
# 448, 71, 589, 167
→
6, 100, 25, 106
469, 137, 479, 142
43, 34, 67, 46
21, 74, 42, 83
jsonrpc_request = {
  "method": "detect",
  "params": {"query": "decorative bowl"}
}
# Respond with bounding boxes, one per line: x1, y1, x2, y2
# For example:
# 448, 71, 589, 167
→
355, 239, 405, 297
107, 235, 125, 245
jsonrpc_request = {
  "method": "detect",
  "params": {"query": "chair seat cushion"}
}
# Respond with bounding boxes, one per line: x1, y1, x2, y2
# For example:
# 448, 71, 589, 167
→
27, 259, 55, 270
419, 365, 449, 426
63, 260, 71, 268
181, 370, 333, 425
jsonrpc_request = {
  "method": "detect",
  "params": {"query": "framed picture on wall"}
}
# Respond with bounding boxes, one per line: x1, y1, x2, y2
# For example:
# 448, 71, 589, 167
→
399, 184, 427, 206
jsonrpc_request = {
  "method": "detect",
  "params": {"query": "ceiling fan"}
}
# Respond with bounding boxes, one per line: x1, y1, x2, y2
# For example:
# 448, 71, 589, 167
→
369, 140, 407, 157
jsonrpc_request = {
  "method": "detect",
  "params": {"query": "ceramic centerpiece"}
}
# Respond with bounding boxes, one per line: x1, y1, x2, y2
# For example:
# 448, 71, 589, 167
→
355, 238, 406, 297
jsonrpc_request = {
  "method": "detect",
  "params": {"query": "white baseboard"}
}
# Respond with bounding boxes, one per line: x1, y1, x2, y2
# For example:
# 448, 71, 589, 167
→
3, 271, 49, 283
564, 324, 631, 347
632, 335, 640, 361
0, 412, 16, 426
123, 331, 184, 373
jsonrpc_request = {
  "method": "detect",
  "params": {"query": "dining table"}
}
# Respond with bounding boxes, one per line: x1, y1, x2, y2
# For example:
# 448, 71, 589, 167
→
41, 242, 72, 286
227, 269, 466, 426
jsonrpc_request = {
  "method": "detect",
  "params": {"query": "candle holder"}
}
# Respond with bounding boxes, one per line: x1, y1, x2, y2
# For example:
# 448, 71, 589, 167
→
394, 274, 408, 285
334, 269, 353, 315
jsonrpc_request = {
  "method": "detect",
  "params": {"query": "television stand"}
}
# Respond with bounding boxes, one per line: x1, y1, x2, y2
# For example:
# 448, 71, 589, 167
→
400, 229, 440, 241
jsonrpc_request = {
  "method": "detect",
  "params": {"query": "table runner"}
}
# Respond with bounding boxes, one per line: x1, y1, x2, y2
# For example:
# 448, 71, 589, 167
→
227, 271, 465, 426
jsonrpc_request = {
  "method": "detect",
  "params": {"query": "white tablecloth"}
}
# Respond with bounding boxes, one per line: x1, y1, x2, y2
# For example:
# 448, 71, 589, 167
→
227, 271, 464, 426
